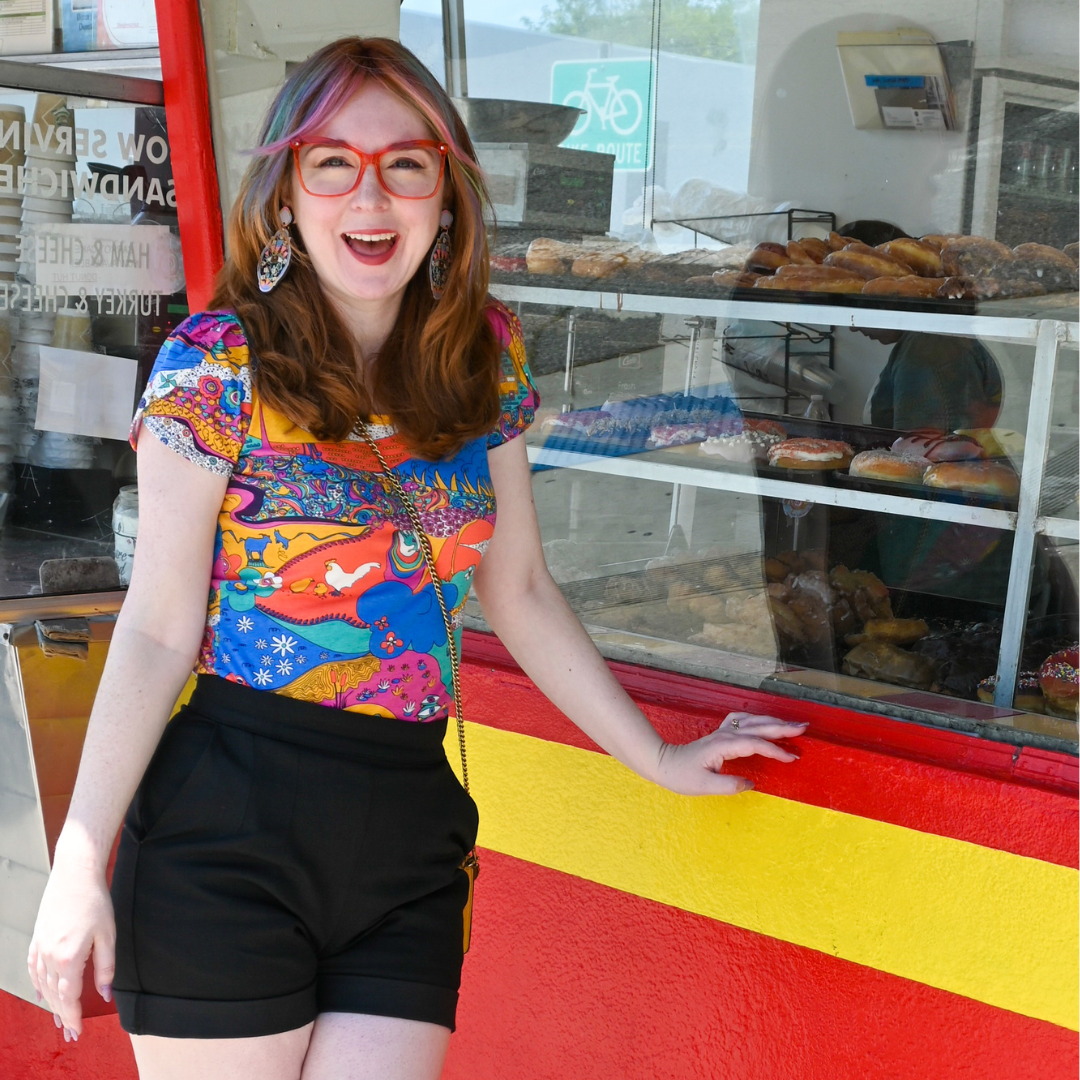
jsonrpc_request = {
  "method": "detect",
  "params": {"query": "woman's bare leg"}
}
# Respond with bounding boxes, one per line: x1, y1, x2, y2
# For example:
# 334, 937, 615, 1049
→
130, 1023, 314, 1080
301, 1013, 451, 1080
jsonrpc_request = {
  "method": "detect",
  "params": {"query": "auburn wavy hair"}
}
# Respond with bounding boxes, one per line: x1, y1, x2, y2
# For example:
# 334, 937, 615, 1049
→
209, 37, 501, 460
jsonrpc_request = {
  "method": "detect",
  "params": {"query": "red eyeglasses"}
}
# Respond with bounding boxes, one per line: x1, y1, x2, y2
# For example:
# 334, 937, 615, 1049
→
291, 138, 449, 199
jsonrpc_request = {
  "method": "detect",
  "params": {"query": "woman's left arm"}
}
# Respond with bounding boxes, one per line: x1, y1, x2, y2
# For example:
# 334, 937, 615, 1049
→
472, 436, 807, 797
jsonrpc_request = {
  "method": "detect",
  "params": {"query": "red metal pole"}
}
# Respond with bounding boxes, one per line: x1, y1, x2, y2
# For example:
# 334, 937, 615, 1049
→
154, 0, 224, 313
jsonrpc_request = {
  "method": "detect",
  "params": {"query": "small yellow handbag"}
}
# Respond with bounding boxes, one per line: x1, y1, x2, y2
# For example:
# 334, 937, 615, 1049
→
358, 422, 479, 954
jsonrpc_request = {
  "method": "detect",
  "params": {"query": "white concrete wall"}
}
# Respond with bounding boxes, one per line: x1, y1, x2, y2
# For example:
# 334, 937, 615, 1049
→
747, 0, 983, 236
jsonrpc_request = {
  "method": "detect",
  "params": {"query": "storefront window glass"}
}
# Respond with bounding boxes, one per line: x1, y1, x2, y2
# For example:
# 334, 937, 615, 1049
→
0, 90, 185, 600
443, 0, 1078, 748
197, 0, 1079, 749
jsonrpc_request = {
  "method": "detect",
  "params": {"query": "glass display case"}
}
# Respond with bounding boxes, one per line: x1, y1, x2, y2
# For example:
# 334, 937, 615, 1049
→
414, 0, 1079, 751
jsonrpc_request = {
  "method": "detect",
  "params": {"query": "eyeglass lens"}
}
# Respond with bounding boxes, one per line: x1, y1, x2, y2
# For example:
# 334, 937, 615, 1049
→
298, 144, 443, 197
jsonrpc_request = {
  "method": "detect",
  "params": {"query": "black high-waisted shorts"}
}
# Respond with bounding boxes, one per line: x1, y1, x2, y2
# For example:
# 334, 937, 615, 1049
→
111, 674, 478, 1038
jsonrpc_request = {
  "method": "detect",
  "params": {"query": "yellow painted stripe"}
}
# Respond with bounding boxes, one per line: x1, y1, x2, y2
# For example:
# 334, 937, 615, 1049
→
447, 722, 1079, 1030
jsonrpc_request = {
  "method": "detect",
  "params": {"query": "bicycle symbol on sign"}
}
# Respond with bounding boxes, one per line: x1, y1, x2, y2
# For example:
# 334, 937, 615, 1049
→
562, 69, 643, 136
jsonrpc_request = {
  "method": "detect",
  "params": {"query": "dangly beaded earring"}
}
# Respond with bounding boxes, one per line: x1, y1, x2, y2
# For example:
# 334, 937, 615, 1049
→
257, 206, 293, 293
429, 209, 453, 300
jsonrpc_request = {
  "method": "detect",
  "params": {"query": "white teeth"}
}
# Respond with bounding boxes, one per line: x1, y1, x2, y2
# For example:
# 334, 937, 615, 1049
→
345, 232, 397, 242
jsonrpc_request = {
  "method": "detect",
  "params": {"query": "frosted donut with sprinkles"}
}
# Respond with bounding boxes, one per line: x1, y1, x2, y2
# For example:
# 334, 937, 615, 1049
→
1038, 647, 1079, 719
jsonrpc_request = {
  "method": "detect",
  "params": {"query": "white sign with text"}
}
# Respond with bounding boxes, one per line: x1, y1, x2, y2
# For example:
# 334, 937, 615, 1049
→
30, 223, 184, 294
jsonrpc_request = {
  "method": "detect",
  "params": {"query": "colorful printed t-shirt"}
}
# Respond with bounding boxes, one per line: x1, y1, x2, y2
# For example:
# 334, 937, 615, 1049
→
130, 303, 538, 721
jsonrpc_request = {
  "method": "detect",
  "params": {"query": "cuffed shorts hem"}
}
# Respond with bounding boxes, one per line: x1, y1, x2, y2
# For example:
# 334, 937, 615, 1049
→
318, 975, 459, 1032
115, 984, 317, 1039
115, 976, 459, 1039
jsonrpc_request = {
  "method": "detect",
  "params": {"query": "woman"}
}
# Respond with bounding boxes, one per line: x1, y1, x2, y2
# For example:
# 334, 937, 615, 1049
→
27, 38, 807, 1080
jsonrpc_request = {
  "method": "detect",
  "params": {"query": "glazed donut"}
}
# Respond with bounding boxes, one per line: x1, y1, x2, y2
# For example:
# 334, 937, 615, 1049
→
919, 234, 961, 253
712, 269, 761, 289
768, 437, 854, 470
754, 274, 866, 294
775, 264, 860, 281
823, 247, 912, 280
940, 236, 1015, 278
922, 460, 1020, 497
526, 237, 579, 274
849, 449, 931, 484
861, 275, 943, 298
877, 239, 944, 277
785, 240, 821, 265
1038, 648, 1078, 719
746, 242, 792, 274
571, 251, 631, 279
892, 431, 985, 462
827, 231, 859, 251
797, 237, 831, 262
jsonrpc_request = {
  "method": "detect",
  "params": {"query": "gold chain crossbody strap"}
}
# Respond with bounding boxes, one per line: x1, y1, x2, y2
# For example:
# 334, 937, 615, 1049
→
357, 421, 479, 952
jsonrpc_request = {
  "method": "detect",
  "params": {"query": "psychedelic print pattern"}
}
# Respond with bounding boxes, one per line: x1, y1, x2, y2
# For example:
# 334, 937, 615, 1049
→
130, 303, 537, 721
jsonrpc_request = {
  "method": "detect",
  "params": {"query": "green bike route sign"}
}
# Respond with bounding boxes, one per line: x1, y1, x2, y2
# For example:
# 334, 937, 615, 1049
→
551, 58, 654, 172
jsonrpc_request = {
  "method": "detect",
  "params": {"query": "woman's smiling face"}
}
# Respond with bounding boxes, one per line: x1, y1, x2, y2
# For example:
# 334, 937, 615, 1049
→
289, 81, 446, 316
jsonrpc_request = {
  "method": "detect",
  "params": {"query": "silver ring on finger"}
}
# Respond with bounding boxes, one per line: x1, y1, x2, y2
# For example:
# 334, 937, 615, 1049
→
730, 716, 740, 731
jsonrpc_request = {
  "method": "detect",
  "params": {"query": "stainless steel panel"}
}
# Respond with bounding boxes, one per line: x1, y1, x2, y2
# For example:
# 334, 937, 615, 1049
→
0, 925, 37, 1005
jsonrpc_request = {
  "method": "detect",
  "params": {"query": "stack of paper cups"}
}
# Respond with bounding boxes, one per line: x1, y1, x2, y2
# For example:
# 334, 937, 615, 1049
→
12, 310, 52, 463
20, 94, 76, 283
0, 317, 15, 485
0, 104, 26, 284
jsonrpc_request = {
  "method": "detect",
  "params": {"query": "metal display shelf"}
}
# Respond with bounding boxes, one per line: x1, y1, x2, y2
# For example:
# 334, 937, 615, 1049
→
496, 282, 1080, 717
527, 445, 1018, 531
1036, 516, 1080, 541
489, 282, 1080, 344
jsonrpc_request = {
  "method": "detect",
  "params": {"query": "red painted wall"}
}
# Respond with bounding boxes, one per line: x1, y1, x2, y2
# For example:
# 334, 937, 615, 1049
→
0, 994, 135, 1080
445, 850, 1078, 1080
4, 654, 1074, 1078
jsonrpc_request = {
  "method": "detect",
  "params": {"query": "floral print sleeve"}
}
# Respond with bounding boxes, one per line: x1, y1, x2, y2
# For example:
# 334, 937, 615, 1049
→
486, 299, 539, 449
129, 311, 253, 476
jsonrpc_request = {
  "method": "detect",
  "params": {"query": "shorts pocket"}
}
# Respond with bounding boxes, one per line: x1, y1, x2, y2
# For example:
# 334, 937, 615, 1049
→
133, 714, 251, 843
441, 762, 479, 855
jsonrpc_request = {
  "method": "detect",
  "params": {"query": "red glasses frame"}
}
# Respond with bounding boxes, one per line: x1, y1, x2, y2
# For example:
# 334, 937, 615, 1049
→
290, 138, 449, 199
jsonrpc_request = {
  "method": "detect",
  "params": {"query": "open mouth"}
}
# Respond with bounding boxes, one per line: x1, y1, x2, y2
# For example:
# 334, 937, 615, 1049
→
343, 231, 399, 263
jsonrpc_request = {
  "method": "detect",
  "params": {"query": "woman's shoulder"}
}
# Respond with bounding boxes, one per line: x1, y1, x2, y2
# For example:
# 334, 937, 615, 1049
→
156, 309, 251, 376
483, 295, 523, 350
483, 296, 539, 449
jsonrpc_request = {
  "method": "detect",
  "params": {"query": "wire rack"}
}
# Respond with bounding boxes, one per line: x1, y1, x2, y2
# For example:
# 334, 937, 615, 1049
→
556, 551, 766, 612
651, 207, 836, 246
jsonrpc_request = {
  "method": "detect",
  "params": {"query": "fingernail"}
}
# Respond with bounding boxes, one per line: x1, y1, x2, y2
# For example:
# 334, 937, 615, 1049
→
100, 984, 112, 1003
71, 1030, 79, 1042
63, 1027, 70, 1042
741, 780, 754, 792
35, 991, 42, 1003
54, 1013, 62, 1028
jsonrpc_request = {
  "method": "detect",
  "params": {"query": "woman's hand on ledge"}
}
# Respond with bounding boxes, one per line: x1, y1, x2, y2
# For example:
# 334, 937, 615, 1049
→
652, 713, 808, 796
